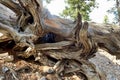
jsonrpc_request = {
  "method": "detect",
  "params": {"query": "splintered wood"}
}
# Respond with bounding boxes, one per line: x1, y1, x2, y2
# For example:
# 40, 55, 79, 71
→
1, 0, 118, 80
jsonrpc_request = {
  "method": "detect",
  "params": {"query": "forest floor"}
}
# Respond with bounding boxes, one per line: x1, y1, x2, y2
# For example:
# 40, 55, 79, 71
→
0, 49, 120, 80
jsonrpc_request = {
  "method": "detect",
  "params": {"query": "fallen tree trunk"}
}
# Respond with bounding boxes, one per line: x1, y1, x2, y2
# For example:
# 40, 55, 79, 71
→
0, 0, 119, 80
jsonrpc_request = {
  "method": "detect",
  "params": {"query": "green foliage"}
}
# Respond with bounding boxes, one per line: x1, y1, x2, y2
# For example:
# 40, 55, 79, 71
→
107, 0, 120, 25
103, 15, 109, 24
44, 0, 52, 4
60, 0, 97, 21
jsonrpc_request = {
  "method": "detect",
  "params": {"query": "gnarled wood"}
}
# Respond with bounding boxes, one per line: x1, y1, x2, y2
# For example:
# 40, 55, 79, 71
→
0, 0, 22, 15
0, 0, 119, 80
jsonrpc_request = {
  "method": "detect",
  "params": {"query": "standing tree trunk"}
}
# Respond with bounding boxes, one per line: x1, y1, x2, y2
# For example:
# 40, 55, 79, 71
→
0, 0, 120, 80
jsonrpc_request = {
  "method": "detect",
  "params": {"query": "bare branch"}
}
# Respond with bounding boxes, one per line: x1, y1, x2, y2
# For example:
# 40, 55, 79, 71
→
35, 41, 73, 50
0, 0, 22, 15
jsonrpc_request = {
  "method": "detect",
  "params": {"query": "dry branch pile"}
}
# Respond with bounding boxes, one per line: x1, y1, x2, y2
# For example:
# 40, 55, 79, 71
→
0, 0, 120, 80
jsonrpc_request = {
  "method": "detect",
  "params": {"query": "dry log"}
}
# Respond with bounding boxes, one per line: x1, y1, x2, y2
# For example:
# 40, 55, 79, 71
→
0, 0, 118, 58
35, 41, 73, 50
0, 0, 119, 80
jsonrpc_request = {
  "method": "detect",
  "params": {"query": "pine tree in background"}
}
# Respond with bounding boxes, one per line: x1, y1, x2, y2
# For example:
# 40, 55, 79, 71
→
45, 0, 52, 3
60, 0, 98, 21
103, 15, 109, 24
108, 0, 120, 25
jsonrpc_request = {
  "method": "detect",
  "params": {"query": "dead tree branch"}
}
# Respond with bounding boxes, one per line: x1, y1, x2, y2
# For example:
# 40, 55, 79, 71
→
0, 0, 119, 79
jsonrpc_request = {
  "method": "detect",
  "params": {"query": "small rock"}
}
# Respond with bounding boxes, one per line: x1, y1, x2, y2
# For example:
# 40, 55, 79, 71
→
47, 68, 54, 74
43, 66, 54, 74
35, 57, 40, 61
40, 76, 47, 80
2, 66, 9, 73
0, 33, 3, 37
4, 55, 14, 62
0, 75, 4, 80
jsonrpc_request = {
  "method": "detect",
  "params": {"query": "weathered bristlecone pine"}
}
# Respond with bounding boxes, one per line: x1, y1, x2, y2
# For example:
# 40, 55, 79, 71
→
0, 0, 120, 80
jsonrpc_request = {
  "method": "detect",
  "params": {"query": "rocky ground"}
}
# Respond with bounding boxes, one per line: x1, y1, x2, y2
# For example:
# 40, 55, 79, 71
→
89, 49, 120, 80
0, 49, 120, 80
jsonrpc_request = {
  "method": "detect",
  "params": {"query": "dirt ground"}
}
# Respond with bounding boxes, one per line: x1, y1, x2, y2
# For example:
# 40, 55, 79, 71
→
0, 49, 120, 80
